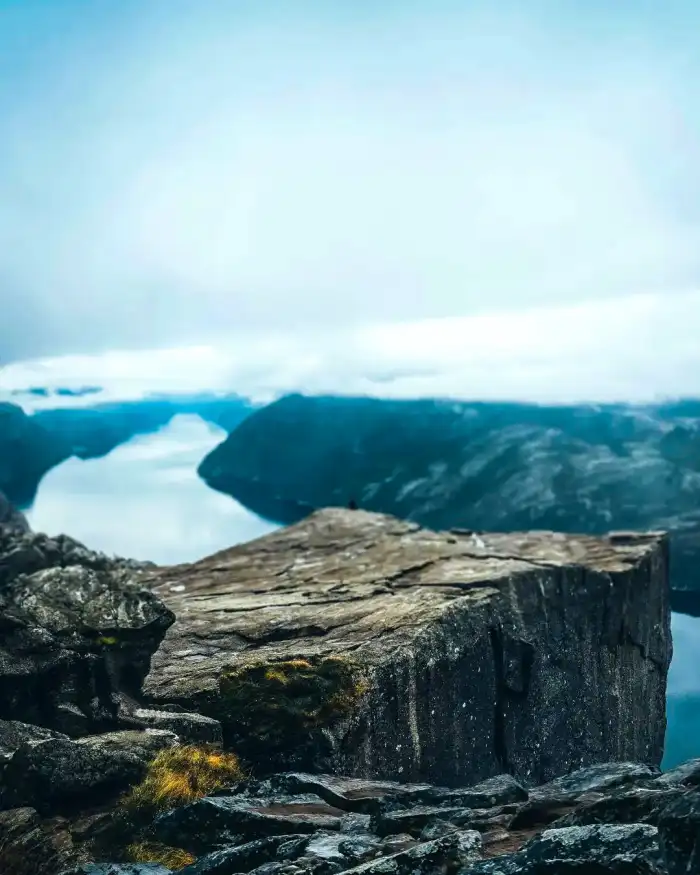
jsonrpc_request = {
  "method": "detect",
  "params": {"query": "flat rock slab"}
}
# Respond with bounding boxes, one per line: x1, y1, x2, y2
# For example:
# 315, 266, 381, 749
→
143, 509, 671, 787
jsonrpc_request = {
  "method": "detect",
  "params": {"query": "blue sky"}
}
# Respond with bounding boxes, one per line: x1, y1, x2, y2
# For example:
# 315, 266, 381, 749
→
2, 0, 700, 400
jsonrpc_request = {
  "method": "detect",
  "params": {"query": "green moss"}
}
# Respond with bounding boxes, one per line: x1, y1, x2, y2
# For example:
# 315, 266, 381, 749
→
125, 842, 195, 870
95, 635, 119, 646
217, 655, 369, 749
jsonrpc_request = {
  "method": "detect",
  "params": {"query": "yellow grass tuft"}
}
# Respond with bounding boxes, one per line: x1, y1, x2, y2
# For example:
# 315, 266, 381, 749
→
120, 744, 245, 817
125, 842, 195, 870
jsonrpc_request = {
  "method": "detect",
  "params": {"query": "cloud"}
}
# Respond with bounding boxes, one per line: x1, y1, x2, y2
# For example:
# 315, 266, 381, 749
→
3, 291, 700, 407
2, 1, 700, 364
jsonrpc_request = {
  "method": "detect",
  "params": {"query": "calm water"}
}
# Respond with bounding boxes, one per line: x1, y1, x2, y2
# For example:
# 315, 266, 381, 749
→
26, 414, 700, 768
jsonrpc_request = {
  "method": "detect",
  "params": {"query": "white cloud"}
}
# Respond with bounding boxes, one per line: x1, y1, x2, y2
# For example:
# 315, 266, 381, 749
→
3, 291, 700, 408
1, 2, 700, 363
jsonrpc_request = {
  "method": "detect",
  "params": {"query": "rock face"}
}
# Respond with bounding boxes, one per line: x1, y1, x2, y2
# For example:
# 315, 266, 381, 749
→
47, 759, 700, 875
143, 509, 671, 788
0, 526, 175, 735
197, 394, 700, 613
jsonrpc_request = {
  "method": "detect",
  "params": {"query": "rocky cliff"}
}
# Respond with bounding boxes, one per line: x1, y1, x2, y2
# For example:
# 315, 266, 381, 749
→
198, 394, 700, 613
143, 509, 671, 788
0, 513, 691, 875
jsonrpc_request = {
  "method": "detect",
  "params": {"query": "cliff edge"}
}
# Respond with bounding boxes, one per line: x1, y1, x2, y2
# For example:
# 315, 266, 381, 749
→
144, 508, 671, 788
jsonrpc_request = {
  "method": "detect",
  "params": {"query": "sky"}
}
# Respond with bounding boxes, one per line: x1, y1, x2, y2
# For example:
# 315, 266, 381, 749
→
2, 0, 700, 400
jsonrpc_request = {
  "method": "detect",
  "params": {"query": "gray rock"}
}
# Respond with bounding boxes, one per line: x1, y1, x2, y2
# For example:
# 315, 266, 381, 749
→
176, 835, 308, 875
0, 728, 177, 813
144, 510, 670, 787
154, 796, 347, 854
464, 823, 663, 873
511, 761, 662, 828
0, 805, 81, 875
0, 718, 69, 762
0, 528, 174, 735
59, 865, 173, 875
656, 787, 700, 875
655, 758, 700, 788
339, 830, 482, 874
132, 708, 223, 746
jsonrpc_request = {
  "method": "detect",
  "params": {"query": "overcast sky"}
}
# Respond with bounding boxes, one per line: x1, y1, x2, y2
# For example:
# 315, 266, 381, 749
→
2, 0, 700, 399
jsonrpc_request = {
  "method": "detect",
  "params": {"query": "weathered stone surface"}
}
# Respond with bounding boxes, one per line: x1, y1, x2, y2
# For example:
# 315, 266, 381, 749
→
0, 527, 174, 735
0, 805, 81, 875
656, 788, 700, 875
131, 708, 223, 746
465, 823, 664, 873
0, 717, 69, 762
144, 509, 670, 787
0, 729, 178, 814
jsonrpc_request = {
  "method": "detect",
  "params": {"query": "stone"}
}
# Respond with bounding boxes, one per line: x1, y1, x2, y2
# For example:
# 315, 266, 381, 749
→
0, 718, 69, 762
153, 796, 347, 854
0, 806, 81, 875
510, 761, 662, 828
339, 831, 482, 874
143, 509, 670, 787
131, 708, 223, 746
656, 787, 700, 875
464, 823, 663, 873
59, 865, 173, 875
0, 528, 175, 735
0, 729, 178, 814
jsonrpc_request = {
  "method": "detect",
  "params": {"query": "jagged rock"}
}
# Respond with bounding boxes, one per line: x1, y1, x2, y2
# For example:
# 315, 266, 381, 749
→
0, 528, 174, 735
0, 718, 69, 762
0, 806, 81, 875
153, 795, 348, 854
131, 708, 223, 746
0, 492, 30, 532
510, 761, 661, 828
265, 773, 527, 815
144, 509, 670, 787
196, 393, 700, 613
465, 823, 663, 873
0, 729, 178, 814
60, 865, 173, 875
656, 788, 700, 875
336, 830, 482, 874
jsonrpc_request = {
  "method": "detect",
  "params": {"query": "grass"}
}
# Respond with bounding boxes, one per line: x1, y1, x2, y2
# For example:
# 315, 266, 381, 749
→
119, 744, 245, 818
125, 842, 196, 870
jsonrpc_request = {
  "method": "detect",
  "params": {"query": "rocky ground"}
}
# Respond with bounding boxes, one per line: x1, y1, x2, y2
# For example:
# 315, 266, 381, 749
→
0, 507, 695, 873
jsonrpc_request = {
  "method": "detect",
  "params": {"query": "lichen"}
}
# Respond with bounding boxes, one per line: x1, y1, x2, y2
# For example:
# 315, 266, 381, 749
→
125, 842, 196, 870
218, 654, 369, 749
119, 744, 245, 818
95, 635, 119, 646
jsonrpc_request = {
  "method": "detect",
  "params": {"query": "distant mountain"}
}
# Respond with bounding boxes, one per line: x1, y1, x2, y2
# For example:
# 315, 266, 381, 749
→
0, 394, 256, 507
199, 394, 700, 612
0, 490, 30, 532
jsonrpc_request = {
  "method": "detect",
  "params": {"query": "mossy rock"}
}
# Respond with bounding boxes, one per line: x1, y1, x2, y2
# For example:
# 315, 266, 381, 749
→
216, 655, 370, 771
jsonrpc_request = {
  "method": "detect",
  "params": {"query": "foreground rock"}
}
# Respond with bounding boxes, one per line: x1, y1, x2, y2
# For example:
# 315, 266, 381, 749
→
197, 393, 700, 614
0, 527, 174, 735
2, 758, 692, 875
0, 492, 30, 533
144, 509, 671, 787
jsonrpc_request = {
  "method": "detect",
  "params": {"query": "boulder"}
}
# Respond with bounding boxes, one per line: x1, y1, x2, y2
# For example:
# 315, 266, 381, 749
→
0, 527, 175, 736
0, 729, 178, 814
143, 509, 670, 787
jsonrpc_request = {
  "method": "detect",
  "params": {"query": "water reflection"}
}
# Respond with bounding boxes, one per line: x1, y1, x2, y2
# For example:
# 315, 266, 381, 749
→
27, 415, 277, 565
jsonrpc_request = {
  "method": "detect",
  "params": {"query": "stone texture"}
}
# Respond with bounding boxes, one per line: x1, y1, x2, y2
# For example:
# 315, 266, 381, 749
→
0, 729, 178, 814
0, 492, 30, 533
0, 527, 175, 736
143, 509, 671, 788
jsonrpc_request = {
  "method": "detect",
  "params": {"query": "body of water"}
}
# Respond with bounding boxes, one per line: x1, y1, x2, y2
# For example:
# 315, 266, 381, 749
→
27, 415, 277, 565
25, 414, 700, 768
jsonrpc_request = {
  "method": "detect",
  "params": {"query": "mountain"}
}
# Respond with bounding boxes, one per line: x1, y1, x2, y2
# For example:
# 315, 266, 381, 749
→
0, 394, 256, 507
198, 394, 700, 612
